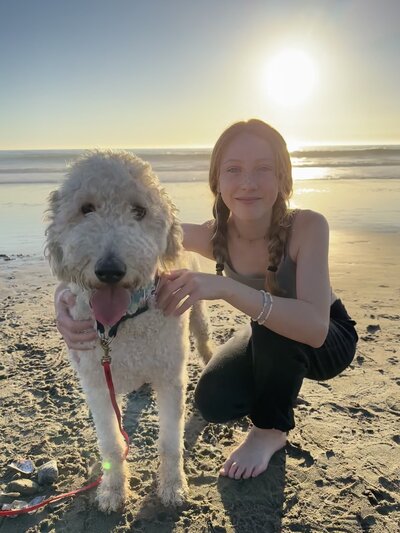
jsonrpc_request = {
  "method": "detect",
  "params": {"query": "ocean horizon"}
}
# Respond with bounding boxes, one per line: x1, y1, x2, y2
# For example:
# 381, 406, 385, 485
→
1, 145, 400, 185
1, 145, 399, 258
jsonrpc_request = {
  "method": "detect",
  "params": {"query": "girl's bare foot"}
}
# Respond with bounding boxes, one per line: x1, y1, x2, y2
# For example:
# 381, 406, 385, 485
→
219, 426, 286, 479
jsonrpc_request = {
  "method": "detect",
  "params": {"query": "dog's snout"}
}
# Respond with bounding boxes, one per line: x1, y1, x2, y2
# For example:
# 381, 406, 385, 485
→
95, 256, 127, 283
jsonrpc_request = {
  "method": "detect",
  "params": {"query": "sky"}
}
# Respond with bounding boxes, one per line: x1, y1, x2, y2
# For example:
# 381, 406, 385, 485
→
0, 0, 399, 149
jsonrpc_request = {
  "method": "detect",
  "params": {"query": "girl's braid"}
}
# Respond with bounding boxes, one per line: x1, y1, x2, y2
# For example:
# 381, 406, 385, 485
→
265, 150, 295, 295
211, 194, 230, 275
266, 195, 293, 295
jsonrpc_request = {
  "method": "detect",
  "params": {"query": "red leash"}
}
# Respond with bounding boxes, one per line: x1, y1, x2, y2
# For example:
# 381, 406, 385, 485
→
0, 358, 129, 518
102, 360, 130, 459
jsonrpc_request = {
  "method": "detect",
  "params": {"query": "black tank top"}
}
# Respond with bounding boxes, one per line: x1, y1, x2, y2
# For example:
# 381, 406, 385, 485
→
223, 252, 297, 298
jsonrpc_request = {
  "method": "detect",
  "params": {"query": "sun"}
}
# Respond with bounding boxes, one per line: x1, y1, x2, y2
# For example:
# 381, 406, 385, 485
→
265, 49, 317, 106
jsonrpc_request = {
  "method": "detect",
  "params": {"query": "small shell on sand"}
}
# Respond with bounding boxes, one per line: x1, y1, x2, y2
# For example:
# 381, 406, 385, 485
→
1, 499, 29, 514
0, 491, 21, 503
37, 459, 59, 485
1, 495, 47, 516
27, 495, 47, 512
8, 459, 35, 475
5, 479, 40, 496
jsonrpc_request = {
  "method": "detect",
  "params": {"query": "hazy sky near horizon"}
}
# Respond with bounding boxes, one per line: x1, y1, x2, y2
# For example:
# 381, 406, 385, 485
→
1, 0, 399, 149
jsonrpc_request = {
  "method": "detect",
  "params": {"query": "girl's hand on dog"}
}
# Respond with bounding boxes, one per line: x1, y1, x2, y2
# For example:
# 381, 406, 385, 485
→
156, 269, 227, 316
55, 287, 97, 350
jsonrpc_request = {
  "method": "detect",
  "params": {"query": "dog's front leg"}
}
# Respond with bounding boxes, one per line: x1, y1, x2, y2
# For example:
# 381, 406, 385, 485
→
68, 289, 128, 511
83, 384, 129, 513
154, 379, 188, 506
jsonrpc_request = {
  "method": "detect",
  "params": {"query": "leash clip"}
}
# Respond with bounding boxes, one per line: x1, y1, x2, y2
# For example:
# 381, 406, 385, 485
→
100, 337, 112, 365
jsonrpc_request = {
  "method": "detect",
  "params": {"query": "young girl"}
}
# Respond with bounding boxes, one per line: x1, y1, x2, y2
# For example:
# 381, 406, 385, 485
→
54, 119, 358, 481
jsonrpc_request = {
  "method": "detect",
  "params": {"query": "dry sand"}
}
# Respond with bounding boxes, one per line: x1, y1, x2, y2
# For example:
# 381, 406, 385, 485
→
0, 230, 399, 532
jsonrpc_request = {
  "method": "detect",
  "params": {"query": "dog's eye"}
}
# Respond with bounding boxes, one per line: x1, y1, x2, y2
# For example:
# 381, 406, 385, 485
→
131, 205, 146, 220
81, 203, 96, 215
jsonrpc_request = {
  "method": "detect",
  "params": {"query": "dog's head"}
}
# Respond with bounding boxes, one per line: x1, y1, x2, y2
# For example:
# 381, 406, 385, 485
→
45, 150, 182, 290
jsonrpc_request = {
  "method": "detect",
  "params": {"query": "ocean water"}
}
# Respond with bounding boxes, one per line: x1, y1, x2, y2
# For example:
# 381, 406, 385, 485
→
1, 145, 400, 185
0, 146, 399, 257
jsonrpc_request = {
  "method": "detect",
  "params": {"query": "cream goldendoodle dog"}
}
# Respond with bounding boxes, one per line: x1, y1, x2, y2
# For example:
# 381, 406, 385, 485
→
45, 151, 212, 512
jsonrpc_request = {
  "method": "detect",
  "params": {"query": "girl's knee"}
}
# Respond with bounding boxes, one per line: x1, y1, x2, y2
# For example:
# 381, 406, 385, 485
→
194, 372, 223, 422
194, 371, 250, 424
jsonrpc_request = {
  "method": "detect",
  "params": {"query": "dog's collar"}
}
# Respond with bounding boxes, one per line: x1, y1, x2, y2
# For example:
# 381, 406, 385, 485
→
96, 274, 159, 339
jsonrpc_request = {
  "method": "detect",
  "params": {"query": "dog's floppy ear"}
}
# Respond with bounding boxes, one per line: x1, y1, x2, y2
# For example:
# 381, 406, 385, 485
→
156, 186, 184, 269
162, 218, 183, 267
44, 190, 66, 280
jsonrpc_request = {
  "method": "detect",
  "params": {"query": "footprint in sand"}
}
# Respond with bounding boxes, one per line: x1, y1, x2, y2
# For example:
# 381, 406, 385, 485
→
363, 485, 397, 511
348, 406, 377, 420
366, 324, 381, 334
378, 313, 400, 320
286, 442, 315, 467
384, 397, 400, 414
317, 381, 332, 390
361, 334, 379, 342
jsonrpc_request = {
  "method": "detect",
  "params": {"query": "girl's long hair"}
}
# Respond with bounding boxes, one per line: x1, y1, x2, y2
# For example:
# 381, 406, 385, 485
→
210, 119, 294, 295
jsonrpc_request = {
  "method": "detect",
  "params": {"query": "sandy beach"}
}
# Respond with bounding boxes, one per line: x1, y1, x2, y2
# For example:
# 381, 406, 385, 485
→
0, 225, 399, 533
2, 0, 400, 528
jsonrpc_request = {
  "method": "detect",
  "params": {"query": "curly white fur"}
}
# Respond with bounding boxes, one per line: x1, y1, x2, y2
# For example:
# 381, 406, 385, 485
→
45, 151, 212, 512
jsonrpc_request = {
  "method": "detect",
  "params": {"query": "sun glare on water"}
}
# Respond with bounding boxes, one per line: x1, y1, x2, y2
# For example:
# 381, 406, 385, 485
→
265, 49, 317, 106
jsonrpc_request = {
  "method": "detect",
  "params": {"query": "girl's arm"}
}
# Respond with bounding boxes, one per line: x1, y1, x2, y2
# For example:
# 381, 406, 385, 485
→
157, 211, 331, 348
181, 222, 215, 259
224, 210, 331, 347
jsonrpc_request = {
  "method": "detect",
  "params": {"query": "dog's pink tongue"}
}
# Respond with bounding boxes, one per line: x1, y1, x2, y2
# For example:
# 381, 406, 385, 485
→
90, 286, 131, 326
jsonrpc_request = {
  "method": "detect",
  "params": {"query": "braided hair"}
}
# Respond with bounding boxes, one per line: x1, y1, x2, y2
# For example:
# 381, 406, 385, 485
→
209, 119, 294, 296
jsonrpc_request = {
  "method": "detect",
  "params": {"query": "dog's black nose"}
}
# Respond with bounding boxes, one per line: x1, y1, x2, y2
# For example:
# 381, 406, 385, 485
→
95, 256, 127, 283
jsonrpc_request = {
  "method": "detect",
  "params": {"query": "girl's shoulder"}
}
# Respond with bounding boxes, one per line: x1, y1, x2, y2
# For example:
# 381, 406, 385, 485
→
289, 209, 329, 260
181, 221, 215, 260
291, 208, 329, 230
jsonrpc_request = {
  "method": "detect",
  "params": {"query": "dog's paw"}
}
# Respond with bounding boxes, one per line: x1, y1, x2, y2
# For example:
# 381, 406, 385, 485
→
96, 479, 128, 513
158, 478, 188, 507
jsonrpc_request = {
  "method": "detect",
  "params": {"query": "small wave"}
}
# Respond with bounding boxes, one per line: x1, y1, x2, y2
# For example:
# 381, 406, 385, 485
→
1, 146, 399, 182
0, 168, 65, 174
291, 146, 400, 158
295, 175, 400, 181
292, 161, 400, 168
0, 179, 64, 185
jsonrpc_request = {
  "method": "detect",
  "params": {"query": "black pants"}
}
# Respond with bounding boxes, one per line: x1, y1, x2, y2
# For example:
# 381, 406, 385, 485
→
194, 299, 358, 432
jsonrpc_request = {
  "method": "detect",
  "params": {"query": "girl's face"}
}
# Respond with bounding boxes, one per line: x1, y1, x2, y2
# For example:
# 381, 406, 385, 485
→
218, 132, 279, 222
